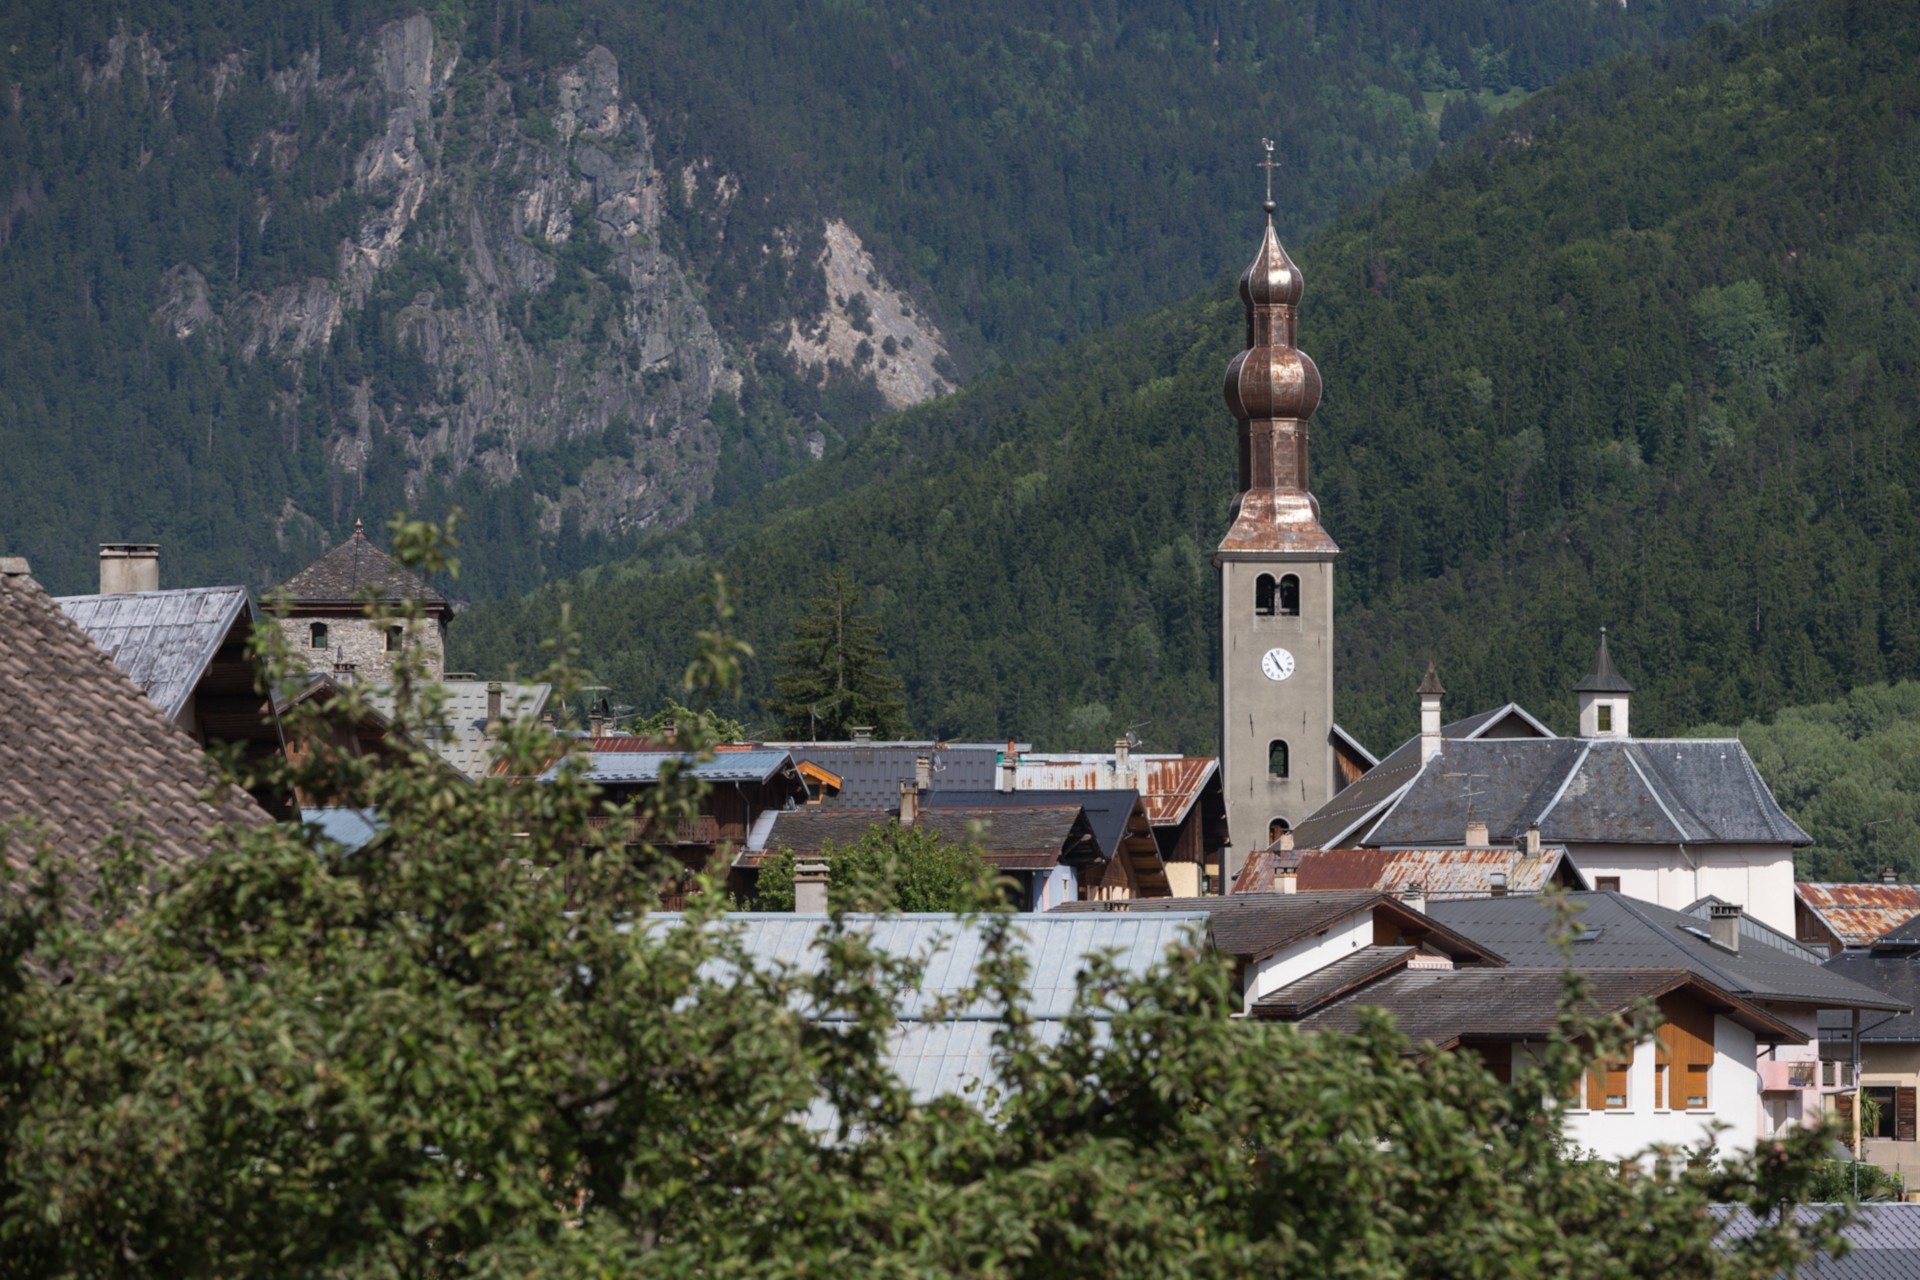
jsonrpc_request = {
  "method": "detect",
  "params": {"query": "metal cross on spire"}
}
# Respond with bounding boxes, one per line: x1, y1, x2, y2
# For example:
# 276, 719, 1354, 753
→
1257, 138, 1280, 211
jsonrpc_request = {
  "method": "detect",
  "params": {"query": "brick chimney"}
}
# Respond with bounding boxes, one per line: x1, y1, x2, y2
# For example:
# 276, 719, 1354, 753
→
794, 860, 830, 913
1710, 902, 1742, 952
99, 543, 159, 593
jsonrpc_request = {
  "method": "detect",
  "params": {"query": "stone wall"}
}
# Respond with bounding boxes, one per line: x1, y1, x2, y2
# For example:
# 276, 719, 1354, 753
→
278, 613, 446, 682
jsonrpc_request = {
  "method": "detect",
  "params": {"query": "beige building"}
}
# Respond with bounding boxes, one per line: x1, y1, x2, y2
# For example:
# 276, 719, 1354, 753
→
272, 520, 453, 681
1822, 924, 1920, 1180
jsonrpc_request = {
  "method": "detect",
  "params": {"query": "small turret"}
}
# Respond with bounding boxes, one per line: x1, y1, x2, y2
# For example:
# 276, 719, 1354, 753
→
1575, 628, 1633, 738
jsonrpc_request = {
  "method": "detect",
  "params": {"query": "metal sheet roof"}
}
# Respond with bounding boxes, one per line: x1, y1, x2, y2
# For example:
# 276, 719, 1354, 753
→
370, 680, 550, 781
1426, 893, 1907, 1012
1235, 845, 1585, 897
55, 586, 251, 720
1819, 951, 1920, 1044
1013, 754, 1219, 826
543, 748, 794, 785
301, 806, 383, 853
1713, 1204, 1920, 1278
1797, 882, 1920, 949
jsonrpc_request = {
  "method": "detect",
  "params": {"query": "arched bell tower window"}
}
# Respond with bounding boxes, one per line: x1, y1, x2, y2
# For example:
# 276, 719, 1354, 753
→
1255, 573, 1277, 617
309, 622, 329, 649
1267, 817, 1291, 846
1278, 574, 1300, 617
1268, 739, 1290, 779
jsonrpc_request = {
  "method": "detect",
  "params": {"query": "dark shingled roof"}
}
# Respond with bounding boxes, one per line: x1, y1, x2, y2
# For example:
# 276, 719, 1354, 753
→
927, 789, 1146, 862
276, 524, 449, 609
1252, 945, 1414, 1018
776, 743, 1010, 808
1818, 950, 1920, 1044
1, 567, 267, 918
1342, 737, 1811, 849
1426, 893, 1907, 1012
56, 586, 252, 720
1573, 628, 1634, 693
1288, 703, 1554, 849
746, 805, 1100, 871
1285, 967, 1803, 1046
1051, 891, 1504, 966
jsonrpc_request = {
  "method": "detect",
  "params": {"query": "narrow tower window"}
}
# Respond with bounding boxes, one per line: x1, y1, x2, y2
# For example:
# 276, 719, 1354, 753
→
1267, 818, 1290, 846
309, 622, 329, 649
1255, 573, 1277, 617
1597, 704, 1613, 733
1278, 574, 1300, 617
1268, 739, 1290, 779
386, 625, 405, 652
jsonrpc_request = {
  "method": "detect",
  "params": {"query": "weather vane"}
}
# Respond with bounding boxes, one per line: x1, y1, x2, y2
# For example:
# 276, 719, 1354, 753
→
1258, 138, 1280, 208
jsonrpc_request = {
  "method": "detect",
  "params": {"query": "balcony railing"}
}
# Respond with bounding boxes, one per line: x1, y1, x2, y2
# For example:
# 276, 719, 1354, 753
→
582, 813, 723, 845
1759, 1059, 1818, 1091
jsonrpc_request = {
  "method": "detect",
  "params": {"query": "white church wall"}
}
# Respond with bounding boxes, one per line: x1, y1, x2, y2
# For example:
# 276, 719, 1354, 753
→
1565, 843, 1796, 935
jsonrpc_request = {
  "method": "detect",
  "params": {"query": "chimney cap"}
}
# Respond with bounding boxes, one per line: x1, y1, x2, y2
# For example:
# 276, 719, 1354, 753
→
1883, 867, 1899, 884
1417, 661, 1446, 697
1710, 902, 1743, 919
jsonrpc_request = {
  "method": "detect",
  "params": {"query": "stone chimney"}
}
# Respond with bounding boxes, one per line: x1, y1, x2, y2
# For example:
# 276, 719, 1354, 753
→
898, 779, 921, 827
1114, 736, 1132, 784
588, 707, 605, 738
486, 681, 504, 735
852, 726, 874, 744
1524, 823, 1541, 856
1710, 902, 1742, 952
915, 754, 933, 791
1418, 662, 1446, 762
332, 645, 355, 683
998, 740, 1018, 792
99, 543, 159, 593
1402, 882, 1427, 915
1883, 867, 1899, 885
794, 861, 830, 913
1466, 820, 1490, 848
1275, 861, 1298, 894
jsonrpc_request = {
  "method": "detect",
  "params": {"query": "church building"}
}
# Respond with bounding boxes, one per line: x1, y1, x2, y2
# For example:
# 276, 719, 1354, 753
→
272, 520, 454, 681
1214, 194, 1372, 876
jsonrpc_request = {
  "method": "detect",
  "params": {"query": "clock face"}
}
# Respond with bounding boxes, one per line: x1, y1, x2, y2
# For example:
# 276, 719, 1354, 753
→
1261, 647, 1296, 681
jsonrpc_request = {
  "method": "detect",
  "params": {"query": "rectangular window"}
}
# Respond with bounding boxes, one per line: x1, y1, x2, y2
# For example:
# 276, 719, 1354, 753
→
1596, 876, 1621, 892
1597, 704, 1613, 732
1657, 996, 1714, 1110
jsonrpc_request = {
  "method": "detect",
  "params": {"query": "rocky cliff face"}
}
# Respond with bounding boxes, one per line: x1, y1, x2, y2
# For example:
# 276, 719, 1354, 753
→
141, 15, 946, 543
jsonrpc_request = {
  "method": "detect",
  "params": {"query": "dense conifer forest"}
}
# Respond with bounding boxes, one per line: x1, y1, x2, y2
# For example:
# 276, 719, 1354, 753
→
456, 0, 1920, 801
0, 0, 1755, 595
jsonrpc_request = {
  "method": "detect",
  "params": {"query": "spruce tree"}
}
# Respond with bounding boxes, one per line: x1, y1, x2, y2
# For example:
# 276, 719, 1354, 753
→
768, 570, 909, 740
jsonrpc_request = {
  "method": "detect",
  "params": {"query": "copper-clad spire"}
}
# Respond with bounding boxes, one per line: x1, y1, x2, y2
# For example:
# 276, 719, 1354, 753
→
1217, 141, 1336, 558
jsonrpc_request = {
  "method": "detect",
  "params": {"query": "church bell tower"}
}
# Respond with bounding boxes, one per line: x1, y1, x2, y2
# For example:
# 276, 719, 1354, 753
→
1217, 163, 1339, 881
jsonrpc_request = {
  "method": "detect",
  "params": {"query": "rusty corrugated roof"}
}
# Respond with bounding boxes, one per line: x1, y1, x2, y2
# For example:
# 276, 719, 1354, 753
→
1797, 882, 1920, 948
1234, 845, 1580, 898
1014, 754, 1218, 826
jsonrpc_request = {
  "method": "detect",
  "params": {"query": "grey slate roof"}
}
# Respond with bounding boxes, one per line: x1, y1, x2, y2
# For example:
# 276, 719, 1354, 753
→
650, 912, 1209, 1116
1712, 1203, 1920, 1279
1681, 895, 1826, 962
55, 586, 251, 720
370, 679, 550, 780
774, 742, 1015, 808
1288, 967, 1802, 1045
545, 748, 795, 785
276, 526, 448, 608
1425, 893, 1907, 1012
927, 789, 1146, 861
747, 805, 1100, 870
1, 568, 267, 918
1289, 704, 1553, 850
1818, 951, 1920, 1044
1573, 629, 1634, 693
1328, 736, 1811, 850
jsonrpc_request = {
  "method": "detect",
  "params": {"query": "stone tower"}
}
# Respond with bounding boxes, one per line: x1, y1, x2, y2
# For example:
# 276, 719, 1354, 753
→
273, 520, 454, 682
1216, 193, 1339, 878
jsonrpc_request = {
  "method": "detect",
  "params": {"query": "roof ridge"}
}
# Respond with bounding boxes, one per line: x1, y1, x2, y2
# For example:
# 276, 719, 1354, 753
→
1606, 895, 1747, 990
1619, 742, 1701, 843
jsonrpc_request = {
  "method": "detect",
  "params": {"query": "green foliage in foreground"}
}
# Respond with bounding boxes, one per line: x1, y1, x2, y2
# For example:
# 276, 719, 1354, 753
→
754, 823, 988, 914
0, 528, 1855, 1274
1695, 681, 1920, 882
457, 0, 1920, 759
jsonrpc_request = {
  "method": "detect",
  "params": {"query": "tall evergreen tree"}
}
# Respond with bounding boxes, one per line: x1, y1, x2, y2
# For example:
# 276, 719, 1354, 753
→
768, 571, 909, 740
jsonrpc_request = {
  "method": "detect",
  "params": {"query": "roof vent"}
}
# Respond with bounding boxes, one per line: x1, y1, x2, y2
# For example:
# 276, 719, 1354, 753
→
1883, 867, 1899, 885
851, 726, 874, 744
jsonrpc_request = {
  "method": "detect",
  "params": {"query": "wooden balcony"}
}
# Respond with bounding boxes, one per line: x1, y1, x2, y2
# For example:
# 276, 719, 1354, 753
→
583, 813, 721, 845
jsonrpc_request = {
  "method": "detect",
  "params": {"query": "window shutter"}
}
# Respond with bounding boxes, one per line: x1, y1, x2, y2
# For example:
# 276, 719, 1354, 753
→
1657, 996, 1714, 1110
1898, 1087, 1918, 1143
1835, 1092, 1854, 1148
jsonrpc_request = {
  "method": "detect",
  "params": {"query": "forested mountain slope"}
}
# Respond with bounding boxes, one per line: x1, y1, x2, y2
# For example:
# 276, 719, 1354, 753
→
0, 0, 1751, 595
456, 0, 1920, 760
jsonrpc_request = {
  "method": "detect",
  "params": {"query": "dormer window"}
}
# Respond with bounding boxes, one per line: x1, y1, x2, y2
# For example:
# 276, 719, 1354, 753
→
309, 622, 329, 649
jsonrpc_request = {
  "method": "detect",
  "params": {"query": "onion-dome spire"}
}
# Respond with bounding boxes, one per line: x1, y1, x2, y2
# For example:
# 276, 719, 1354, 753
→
1216, 140, 1337, 558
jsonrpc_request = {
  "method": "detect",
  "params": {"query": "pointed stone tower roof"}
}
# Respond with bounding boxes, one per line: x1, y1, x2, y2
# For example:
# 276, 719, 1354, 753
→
278, 520, 451, 616
1416, 662, 1446, 696
1574, 627, 1634, 693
